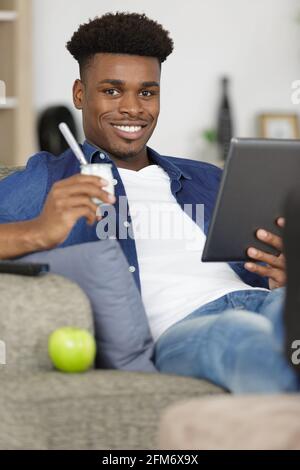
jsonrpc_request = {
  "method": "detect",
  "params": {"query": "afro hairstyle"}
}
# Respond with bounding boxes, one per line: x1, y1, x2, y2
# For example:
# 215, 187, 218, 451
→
66, 12, 174, 74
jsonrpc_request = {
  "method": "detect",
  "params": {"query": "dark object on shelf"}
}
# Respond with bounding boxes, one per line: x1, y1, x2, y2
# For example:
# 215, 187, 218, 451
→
216, 77, 233, 160
37, 105, 78, 156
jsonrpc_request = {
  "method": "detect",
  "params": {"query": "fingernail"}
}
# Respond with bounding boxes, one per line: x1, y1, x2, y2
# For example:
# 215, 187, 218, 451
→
249, 248, 257, 256
108, 194, 116, 203
278, 217, 285, 226
257, 229, 267, 239
245, 262, 254, 270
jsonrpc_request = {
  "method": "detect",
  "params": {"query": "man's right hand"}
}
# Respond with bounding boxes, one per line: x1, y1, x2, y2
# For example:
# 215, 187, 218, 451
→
32, 174, 116, 249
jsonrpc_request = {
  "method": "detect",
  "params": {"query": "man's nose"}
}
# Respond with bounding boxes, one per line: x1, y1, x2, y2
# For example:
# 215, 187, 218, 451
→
119, 92, 143, 116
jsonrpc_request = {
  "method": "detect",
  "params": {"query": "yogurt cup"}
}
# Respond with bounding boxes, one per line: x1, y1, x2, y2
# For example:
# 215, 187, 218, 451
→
80, 163, 115, 204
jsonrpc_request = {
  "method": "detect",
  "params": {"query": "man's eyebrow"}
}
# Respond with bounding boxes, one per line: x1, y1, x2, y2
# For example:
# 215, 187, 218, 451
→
97, 79, 125, 86
96, 79, 159, 87
141, 81, 160, 87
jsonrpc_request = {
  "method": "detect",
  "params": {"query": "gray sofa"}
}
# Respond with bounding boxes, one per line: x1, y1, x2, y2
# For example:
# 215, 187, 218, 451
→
0, 165, 224, 450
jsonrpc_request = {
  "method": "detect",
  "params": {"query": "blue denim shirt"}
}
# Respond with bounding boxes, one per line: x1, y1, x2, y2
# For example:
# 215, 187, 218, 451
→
0, 140, 268, 291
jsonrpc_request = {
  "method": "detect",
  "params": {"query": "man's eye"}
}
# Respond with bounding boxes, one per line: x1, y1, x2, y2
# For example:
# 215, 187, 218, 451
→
104, 89, 119, 96
139, 90, 153, 97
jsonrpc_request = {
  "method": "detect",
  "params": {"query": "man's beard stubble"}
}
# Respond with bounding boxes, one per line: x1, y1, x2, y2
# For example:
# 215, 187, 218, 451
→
109, 142, 147, 161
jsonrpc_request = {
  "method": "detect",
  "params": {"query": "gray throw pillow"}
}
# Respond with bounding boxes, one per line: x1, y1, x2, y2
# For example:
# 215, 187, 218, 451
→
20, 240, 157, 373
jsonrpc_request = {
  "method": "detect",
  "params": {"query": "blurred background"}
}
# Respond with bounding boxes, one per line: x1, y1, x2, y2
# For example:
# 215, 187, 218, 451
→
1, 0, 300, 166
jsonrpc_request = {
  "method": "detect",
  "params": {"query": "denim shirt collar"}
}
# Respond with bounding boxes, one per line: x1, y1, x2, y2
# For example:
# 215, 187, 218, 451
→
81, 140, 192, 181
147, 147, 192, 181
82, 140, 108, 163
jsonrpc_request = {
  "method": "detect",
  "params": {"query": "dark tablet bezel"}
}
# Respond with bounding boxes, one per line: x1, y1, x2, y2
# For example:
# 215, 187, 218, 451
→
202, 138, 300, 262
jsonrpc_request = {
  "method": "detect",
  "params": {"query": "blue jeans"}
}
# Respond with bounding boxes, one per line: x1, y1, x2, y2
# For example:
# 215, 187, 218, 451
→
154, 288, 300, 393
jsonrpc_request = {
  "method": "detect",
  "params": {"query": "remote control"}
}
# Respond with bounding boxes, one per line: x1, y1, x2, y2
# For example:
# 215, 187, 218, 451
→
0, 261, 49, 276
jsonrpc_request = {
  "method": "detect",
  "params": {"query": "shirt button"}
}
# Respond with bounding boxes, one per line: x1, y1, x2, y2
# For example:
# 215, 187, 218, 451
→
100, 153, 106, 160
112, 178, 118, 185
123, 221, 130, 227
129, 266, 136, 273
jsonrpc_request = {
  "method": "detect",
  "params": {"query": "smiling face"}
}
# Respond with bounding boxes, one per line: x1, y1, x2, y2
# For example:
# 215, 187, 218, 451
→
73, 53, 161, 168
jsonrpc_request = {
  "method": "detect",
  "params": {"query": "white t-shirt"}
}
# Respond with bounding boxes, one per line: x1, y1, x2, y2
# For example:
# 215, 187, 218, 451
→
118, 165, 268, 342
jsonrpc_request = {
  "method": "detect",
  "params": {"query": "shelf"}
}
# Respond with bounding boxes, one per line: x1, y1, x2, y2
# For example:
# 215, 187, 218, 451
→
0, 97, 18, 109
0, 10, 17, 21
0, 0, 34, 165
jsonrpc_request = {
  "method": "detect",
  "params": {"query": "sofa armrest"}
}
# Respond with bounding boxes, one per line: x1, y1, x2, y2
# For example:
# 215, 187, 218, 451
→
0, 273, 93, 376
0, 369, 224, 449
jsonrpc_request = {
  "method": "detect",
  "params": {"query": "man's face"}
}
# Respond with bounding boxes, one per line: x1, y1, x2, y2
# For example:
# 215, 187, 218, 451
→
73, 53, 161, 160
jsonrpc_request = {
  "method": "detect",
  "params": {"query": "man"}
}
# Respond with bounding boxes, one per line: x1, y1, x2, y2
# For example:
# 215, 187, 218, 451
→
0, 12, 298, 392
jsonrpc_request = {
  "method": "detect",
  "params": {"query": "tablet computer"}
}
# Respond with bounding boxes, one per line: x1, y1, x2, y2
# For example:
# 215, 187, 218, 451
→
202, 138, 300, 262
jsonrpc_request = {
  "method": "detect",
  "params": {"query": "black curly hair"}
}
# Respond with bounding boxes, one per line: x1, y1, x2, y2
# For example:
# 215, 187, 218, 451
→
66, 12, 174, 76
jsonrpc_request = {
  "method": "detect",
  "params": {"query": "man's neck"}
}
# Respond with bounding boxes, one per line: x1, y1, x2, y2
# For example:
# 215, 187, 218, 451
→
88, 141, 152, 171
112, 152, 152, 171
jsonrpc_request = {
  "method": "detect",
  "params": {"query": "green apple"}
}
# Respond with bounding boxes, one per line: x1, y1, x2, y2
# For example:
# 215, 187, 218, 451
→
48, 327, 96, 373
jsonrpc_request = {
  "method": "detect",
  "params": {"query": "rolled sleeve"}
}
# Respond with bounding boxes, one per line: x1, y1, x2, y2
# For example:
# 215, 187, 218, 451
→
0, 153, 49, 222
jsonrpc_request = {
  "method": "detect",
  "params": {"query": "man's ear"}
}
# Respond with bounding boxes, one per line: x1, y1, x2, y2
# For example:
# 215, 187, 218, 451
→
73, 79, 84, 109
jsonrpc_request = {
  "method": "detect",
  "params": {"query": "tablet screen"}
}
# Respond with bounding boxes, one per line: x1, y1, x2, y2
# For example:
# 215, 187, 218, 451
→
202, 138, 300, 261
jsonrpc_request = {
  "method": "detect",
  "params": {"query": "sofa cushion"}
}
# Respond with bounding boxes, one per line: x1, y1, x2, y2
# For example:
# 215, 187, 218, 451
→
0, 273, 93, 374
159, 395, 300, 450
20, 240, 157, 373
0, 370, 223, 449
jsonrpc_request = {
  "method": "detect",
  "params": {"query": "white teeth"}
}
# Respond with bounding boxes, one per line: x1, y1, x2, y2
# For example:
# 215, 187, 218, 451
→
113, 125, 142, 133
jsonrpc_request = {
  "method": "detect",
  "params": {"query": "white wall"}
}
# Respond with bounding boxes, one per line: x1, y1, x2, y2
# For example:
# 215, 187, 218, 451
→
32, 0, 300, 161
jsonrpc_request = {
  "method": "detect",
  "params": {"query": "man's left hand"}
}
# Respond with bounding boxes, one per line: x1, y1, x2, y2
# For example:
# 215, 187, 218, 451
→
244, 217, 286, 290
